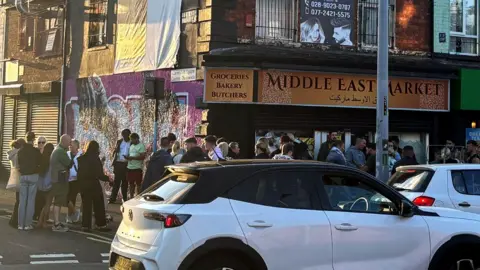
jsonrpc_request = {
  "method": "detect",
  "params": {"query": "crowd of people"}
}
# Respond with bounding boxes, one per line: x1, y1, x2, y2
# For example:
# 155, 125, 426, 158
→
6, 128, 480, 234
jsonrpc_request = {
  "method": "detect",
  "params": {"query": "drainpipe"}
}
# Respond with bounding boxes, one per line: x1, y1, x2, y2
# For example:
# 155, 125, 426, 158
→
58, 0, 68, 138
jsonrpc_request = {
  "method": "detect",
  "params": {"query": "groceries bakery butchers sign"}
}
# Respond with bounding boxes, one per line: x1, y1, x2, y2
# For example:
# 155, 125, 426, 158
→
204, 69, 254, 103
204, 69, 450, 111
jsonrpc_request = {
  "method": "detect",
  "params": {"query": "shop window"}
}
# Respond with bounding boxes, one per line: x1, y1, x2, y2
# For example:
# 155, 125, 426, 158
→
35, 7, 64, 57
450, 0, 477, 55
18, 16, 34, 51
358, 0, 395, 47
88, 0, 109, 47
255, 0, 298, 42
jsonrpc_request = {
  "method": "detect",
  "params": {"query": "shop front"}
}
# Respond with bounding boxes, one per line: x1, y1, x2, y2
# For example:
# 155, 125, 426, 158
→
203, 67, 450, 163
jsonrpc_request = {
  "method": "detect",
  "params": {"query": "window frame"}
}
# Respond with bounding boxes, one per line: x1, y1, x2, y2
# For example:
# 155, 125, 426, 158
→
254, 0, 298, 43
358, 0, 396, 48
226, 168, 325, 211
88, 0, 109, 48
449, 0, 479, 56
35, 6, 64, 57
318, 170, 403, 216
451, 170, 480, 196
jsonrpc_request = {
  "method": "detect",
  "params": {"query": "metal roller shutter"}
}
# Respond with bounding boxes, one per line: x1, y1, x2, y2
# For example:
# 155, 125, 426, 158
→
15, 97, 28, 140
30, 95, 59, 144
1, 96, 14, 169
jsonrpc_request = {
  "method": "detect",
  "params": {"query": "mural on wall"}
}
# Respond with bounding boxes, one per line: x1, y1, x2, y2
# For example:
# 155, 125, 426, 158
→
64, 70, 203, 178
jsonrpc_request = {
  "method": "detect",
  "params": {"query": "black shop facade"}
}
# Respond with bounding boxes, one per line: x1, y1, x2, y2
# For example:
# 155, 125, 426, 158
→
202, 47, 454, 163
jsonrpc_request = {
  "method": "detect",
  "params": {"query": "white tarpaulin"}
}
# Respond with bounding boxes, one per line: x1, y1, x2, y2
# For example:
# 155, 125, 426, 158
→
114, 0, 181, 74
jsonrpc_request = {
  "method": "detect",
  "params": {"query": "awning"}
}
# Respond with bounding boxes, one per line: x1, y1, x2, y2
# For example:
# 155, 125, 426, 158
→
24, 81, 61, 94
0, 84, 22, 95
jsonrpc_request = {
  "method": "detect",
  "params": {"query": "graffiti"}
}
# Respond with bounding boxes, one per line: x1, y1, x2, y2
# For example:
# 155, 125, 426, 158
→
64, 71, 203, 178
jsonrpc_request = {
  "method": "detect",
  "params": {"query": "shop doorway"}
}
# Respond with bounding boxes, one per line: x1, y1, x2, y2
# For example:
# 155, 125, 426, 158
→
255, 130, 315, 158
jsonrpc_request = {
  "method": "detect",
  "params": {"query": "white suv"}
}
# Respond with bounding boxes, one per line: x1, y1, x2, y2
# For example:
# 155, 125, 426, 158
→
110, 161, 480, 270
389, 164, 480, 214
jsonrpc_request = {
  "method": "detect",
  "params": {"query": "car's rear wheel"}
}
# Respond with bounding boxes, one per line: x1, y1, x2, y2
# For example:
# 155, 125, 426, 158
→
189, 253, 251, 270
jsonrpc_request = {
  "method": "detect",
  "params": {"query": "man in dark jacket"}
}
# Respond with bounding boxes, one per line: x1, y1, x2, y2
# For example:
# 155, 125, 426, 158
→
142, 137, 173, 191
109, 129, 131, 204
391, 145, 418, 175
318, 132, 338, 161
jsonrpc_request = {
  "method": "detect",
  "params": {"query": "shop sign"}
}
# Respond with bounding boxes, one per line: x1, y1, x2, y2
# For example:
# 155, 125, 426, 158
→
466, 128, 480, 144
171, 68, 197, 82
258, 70, 450, 111
204, 68, 254, 103
300, 0, 354, 45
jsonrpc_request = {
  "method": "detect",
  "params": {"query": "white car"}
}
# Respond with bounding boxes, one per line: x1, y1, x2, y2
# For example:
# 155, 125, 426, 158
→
110, 160, 480, 270
388, 164, 480, 214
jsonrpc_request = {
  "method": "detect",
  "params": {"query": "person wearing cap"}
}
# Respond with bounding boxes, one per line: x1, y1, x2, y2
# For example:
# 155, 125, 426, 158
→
391, 145, 419, 175
466, 140, 480, 164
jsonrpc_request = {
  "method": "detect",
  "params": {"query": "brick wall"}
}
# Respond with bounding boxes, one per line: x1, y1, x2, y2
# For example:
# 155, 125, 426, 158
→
395, 0, 432, 52
224, 0, 255, 41
6, 9, 62, 83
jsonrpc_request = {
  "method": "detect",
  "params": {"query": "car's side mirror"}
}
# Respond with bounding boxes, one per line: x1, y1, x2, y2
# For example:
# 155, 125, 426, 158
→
399, 199, 415, 218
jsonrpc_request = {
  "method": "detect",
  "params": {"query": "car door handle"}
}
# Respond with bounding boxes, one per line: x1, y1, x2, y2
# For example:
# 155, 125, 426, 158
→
334, 223, 358, 231
459, 202, 471, 207
247, 220, 273, 228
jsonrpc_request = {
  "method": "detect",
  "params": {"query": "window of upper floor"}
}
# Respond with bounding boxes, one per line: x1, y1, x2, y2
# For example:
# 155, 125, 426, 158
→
450, 0, 477, 55
254, 0, 395, 48
18, 16, 34, 52
88, 0, 110, 48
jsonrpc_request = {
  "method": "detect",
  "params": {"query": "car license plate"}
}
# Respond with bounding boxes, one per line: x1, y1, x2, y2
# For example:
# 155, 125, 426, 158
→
114, 256, 132, 270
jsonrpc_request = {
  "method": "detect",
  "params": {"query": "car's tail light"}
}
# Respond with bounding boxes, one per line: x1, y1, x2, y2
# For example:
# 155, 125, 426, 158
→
412, 196, 435, 206
143, 212, 191, 228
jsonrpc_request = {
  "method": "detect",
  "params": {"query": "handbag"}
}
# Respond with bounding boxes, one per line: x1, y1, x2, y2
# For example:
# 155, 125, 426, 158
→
6, 168, 20, 190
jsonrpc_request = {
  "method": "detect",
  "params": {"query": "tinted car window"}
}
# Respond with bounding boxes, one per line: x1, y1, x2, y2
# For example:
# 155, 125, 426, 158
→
388, 169, 434, 192
451, 170, 480, 195
227, 171, 321, 210
323, 174, 397, 214
140, 173, 198, 203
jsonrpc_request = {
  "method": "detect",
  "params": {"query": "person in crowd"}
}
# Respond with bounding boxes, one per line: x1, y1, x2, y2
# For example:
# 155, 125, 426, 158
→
365, 143, 376, 176
256, 137, 272, 157
439, 147, 460, 164
270, 135, 292, 158
50, 134, 73, 232
180, 138, 210, 163
389, 136, 403, 158
318, 132, 338, 161
109, 129, 131, 204
391, 145, 419, 175
125, 133, 146, 199
272, 143, 295, 160
345, 137, 367, 171
204, 135, 224, 161
66, 139, 82, 224
7, 139, 25, 228
34, 141, 54, 222
36, 143, 54, 228
142, 137, 173, 191
326, 140, 346, 166
217, 142, 230, 160
287, 133, 312, 160
36, 136, 47, 154
216, 137, 228, 145
228, 142, 240, 159
33, 136, 48, 221
17, 132, 42, 230
254, 142, 270, 159
167, 133, 177, 154
77, 140, 111, 232
466, 140, 480, 164
171, 141, 185, 165
388, 140, 401, 161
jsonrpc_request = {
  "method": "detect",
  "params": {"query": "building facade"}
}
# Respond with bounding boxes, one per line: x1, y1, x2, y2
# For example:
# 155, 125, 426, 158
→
201, 0, 462, 161
0, 0, 64, 169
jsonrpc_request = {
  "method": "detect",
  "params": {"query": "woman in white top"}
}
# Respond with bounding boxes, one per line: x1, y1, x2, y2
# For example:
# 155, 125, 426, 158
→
171, 141, 185, 164
7, 139, 25, 228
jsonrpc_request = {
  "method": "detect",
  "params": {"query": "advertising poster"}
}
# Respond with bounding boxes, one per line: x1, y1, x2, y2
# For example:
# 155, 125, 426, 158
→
466, 128, 480, 145
300, 0, 354, 45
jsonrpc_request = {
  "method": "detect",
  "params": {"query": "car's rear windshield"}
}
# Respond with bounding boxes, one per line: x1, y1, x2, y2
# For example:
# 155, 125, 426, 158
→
388, 169, 434, 193
139, 173, 198, 203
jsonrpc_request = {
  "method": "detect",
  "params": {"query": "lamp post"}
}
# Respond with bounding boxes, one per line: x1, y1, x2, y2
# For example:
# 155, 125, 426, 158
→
375, 0, 390, 182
